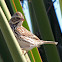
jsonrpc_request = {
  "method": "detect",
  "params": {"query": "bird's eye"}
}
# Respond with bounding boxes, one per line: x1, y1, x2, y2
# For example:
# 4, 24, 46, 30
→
15, 17, 21, 21
16, 17, 21, 20
16, 13, 18, 16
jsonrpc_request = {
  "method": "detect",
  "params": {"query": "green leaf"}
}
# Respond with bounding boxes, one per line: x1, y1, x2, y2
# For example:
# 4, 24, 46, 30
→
28, 0, 61, 62
59, 0, 62, 15
0, 30, 14, 62
0, 7, 27, 62
9, 0, 37, 62
0, 0, 11, 21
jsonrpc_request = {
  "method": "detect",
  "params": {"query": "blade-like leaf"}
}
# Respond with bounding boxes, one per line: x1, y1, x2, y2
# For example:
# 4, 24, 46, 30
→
9, 0, 37, 62
0, 0, 11, 21
0, 7, 27, 62
59, 0, 62, 15
28, 0, 61, 62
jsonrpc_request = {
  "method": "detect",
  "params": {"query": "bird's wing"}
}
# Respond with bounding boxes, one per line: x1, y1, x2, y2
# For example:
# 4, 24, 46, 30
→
15, 26, 40, 40
19, 35, 40, 46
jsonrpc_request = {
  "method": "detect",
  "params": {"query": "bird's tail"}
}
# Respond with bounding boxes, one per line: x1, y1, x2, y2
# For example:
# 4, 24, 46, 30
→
39, 40, 58, 45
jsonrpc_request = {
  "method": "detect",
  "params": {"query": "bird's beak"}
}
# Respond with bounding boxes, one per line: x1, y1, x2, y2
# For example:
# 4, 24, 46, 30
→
21, 18, 25, 21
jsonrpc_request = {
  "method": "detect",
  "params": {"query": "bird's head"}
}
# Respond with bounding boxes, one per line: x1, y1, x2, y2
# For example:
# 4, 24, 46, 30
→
9, 12, 24, 25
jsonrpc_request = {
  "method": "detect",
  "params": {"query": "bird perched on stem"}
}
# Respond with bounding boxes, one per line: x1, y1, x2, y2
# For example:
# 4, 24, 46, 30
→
9, 12, 58, 51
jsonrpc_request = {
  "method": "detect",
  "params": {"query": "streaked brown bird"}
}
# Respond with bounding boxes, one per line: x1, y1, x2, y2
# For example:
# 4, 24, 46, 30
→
9, 12, 58, 51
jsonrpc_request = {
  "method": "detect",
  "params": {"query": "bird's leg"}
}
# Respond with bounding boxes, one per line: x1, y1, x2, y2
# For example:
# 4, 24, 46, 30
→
24, 51, 28, 55
21, 48, 28, 55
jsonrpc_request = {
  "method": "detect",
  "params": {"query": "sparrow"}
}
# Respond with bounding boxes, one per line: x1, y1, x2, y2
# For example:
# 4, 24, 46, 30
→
9, 12, 58, 51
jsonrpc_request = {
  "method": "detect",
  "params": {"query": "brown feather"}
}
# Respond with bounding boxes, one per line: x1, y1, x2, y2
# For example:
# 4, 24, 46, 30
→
16, 26, 40, 40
